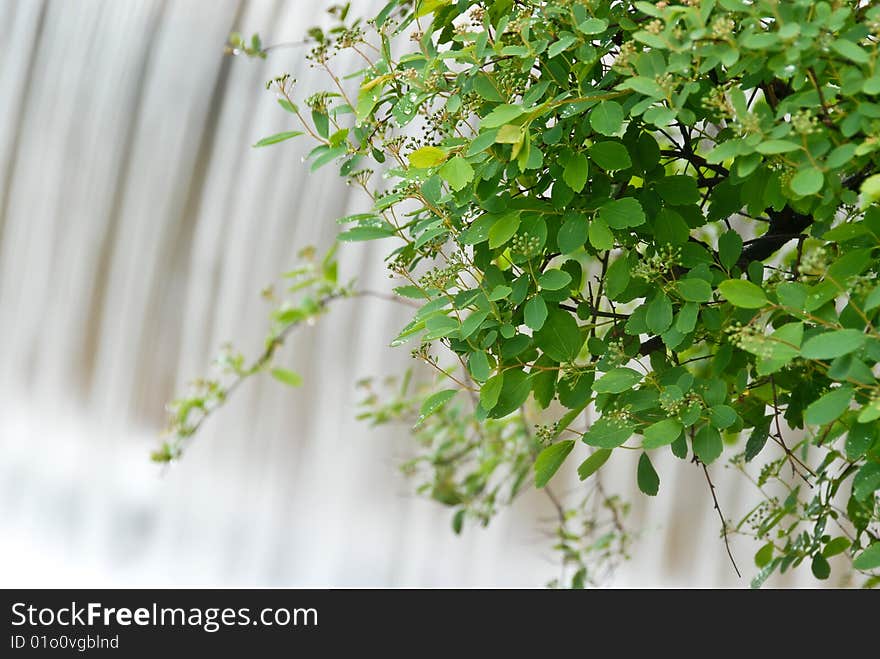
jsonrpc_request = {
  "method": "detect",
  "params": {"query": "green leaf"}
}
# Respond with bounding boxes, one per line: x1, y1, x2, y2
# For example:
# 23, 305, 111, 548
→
557, 215, 589, 254
717, 279, 768, 308
800, 329, 866, 359
831, 38, 869, 64
415, 0, 452, 18
548, 35, 578, 58
337, 226, 396, 241
538, 269, 572, 291
593, 367, 642, 394
439, 156, 474, 191
709, 404, 738, 429
790, 167, 824, 196
718, 231, 743, 270
654, 175, 700, 205
409, 146, 448, 168
583, 416, 635, 448
811, 554, 831, 580
253, 130, 304, 147
693, 425, 722, 464
755, 543, 774, 568
271, 368, 303, 387
562, 152, 589, 192
488, 212, 521, 248
418, 389, 458, 423
822, 537, 850, 558
534, 440, 575, 487
745, 420, 770, 462
524, 296, 548, 331
755, 140, 801, 154
589, 141, 632, 171
534, 309, 583, 362
637, 453, 660, 496
495, 124, 523, 143
480, 373, 504, 411
804, 386, 852, 426
489, 368, 532, 418
577, 449, 612, 480
858, 399, 880, 424
468, 351, 491, 382
853, 462, 880, 501
853, 542, 880, 571
646, 293, 673, 334
460, 310, 490, 338
675, 278, 712, 302
577, 17, 608, 35
481, 103, 525, 128
643, 418, 683, 449
588, 217, 614, 250
599, 197, 645, 228
589, 101, 624, 136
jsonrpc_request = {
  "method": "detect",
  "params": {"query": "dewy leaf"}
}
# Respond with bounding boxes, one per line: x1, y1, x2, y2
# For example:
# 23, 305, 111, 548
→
534, 440, 575, 487
643, 418, 683, 449
577, 448, 612, 480
439, 156, 474, 191
409, 145, 447, 168
562, 151, 589, 192
271, 368, 303, 387
852, 462, 880, 501
589, 101, 624, 136
637, 453, 660, 496
804, 386, 853, 426
801, 329, 866, 359
593, 367, 642, 394
418, 389, 458, 423
481, 103, 525, 128
534, 309, 583, 362
717, 279, 768, 308
583, 416, 635, 449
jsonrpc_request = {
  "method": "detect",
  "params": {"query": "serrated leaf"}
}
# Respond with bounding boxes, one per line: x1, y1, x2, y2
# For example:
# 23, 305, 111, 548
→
646, 292, 673, 334
588, 216, 614, 250
409, 146, 448, 168
675, 278, 712, 302
801, 329, 866, 359
439, 156, 474, 191
481, 103, 525, 128
593, 367, 642, 394
599, 197, 645, 228
643, 418, 683, 449
590, 101, 624, 136
562, 152, 589, 192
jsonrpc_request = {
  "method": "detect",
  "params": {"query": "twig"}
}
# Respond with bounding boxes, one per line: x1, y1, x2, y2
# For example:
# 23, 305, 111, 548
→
698, 459, 741, 578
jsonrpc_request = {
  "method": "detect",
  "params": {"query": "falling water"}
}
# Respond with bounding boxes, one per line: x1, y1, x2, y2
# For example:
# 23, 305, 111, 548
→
0, 0, 822, 587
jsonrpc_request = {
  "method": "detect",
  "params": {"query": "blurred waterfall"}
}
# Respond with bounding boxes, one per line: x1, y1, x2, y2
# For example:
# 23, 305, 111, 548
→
0, 0, 821, 587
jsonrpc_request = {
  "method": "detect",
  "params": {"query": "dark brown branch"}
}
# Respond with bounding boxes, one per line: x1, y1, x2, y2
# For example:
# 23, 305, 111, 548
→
699, 459, 742, 579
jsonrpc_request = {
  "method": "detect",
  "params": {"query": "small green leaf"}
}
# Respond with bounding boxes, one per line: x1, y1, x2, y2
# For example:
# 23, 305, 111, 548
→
481, 103, 525, 128
853, 542, 880, 570
646, 293, 673, 334
755, 543, 774, 568
598, 197, 645, 228
589, 101, 624, 136
480, 373, 504, 411
538, 269, 572, 291
593, 367, 642, 394
642, 418, 683, 449
790, 167, 824, 196
557, 215, 589, 253
418, 389, 458, 423
637, 453, 660, 496
804, 386, 852, 426
709, 405, 738, 429
583, 416, 635, 448
822, 537, 850, 558
534, 440, 575, 487
675, 278, 712, 302
488, 212, 521, 249
718, 231, 743, 270
693, 425, 723, 464
801, 329, 866, 359
562, 152, 589, 192
851, 462, 880, 501
755, 140, 800, 154
534, 309, 583, 362
577, 17, 608, 34
717, 279, 768, 308
524, 295, 548, 331
588, 217, 614, 250
831, 38, 869, 64
577, 449, 612, 480
271, 368, 303, 387
409, 146, 448, 168
439, 156, 474, 191
589, 141, 632, 170
253, 130, 304, 147
811, 554, 831, 580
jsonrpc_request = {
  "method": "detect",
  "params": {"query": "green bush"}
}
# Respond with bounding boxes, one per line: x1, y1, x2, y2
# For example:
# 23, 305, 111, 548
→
159, 0, 880, 587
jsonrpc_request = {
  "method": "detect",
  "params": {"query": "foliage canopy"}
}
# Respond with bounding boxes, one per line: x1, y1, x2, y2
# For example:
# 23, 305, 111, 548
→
159, 0, 880, 587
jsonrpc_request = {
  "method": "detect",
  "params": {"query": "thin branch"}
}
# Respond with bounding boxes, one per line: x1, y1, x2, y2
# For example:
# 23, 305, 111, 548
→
698, 459, 741, 579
